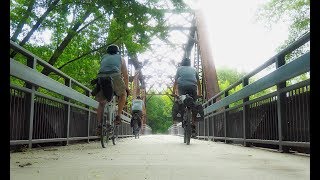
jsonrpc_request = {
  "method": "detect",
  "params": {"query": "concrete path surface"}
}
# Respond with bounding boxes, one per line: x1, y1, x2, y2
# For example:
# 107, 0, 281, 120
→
10, 135, 309, 180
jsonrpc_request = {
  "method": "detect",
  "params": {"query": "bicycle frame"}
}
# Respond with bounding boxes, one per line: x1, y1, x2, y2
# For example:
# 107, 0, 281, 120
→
105, 96, 117, 125
101, 95, 118, 148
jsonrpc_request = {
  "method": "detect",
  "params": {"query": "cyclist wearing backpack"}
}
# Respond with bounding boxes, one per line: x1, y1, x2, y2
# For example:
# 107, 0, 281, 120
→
130, 96, 144, 130
92, 44, 130, 135
172, 57, 202, 136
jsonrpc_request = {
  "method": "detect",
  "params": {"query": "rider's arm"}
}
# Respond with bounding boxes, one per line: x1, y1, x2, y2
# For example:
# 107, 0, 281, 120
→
196, 72, 202, 96
121, 57, 129, 89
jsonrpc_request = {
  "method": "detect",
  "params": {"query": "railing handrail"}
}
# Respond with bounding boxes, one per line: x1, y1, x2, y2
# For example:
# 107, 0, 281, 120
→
204, 52, 309, 114
10, 40, 92, 92
10, 41, 132, 121
203, 32, 310, 107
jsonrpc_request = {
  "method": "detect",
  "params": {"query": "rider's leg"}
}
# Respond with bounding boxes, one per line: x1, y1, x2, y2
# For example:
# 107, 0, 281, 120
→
97, 100, 107, 125
112, 74, 127, 125
96, 93, 107, 136
115, 92, 126, 124
95, 90, 107, 125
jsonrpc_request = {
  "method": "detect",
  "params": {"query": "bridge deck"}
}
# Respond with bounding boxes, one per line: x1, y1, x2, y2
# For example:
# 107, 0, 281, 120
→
10, 135, 309, 180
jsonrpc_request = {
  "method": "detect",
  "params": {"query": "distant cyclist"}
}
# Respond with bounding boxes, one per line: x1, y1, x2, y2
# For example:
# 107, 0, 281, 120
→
92, 44, 130, 135
130, 96, 144, 130
172, 57, 202, 136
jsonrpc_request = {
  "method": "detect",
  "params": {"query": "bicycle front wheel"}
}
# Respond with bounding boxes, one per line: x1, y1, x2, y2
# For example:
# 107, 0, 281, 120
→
100, 121, 109, 148
112, 125, 118, 145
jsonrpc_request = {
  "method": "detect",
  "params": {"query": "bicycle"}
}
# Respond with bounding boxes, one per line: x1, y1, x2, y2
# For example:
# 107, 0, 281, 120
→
131, 111, 141, 139
172, 94, 202, 145
100, 95, 119, 148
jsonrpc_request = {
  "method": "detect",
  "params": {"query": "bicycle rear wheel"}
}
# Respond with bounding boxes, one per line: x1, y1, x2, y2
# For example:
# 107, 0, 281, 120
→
133, 122, 139, 139
185, 110, 192, 145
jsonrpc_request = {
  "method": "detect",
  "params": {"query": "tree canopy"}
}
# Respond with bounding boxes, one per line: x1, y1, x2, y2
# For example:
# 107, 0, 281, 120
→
256, 0, 310, 85
256, 0, 310, 48
10, 0, 187, 88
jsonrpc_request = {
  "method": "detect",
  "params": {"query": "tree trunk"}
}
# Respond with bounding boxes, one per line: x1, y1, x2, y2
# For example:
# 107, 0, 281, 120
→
41, 10, 91, 76
11, 0, 36, 42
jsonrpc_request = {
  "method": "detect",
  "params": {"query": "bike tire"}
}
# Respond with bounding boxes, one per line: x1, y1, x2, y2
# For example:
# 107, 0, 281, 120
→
112, 125, 118, 145
133, 121, 139, 139
185, 110, 192, 145
100, 121, 109, 148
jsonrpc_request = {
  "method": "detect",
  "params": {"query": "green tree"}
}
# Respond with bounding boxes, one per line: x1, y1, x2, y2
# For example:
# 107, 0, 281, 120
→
10, 0, 187, 96
256, 0, 310, 86
146, 92, 173, 134
216, 67, 275, 105
256, 0, 310, 46
217, 67, 246, 86
10, 0, 187, 76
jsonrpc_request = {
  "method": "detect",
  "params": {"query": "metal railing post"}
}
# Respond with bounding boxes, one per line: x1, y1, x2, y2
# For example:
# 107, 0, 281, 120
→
210, 100, 215, 141
26, 57, 37, 149
276, 56, 288, 152
64, 79, 71, 145
224, 91, 229, 143
86, 91, 90, 143
87, 112, 91, 142
212, 116, 215, 141
121, 123, 123, 136
242, 78, 249, 146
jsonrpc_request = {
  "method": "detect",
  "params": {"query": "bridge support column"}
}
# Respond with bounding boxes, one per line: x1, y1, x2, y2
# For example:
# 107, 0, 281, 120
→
194, 10, 220, 99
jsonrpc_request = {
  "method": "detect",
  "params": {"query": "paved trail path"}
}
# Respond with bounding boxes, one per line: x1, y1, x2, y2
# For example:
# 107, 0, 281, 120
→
10, 135, 309, 180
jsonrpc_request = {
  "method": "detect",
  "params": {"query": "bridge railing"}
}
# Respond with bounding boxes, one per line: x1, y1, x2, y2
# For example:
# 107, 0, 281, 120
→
168, 122, 184, 136
10, 40, 135, 148
170, 32, 310, 152
200, 32, 310, 152
141, 124, 153, 135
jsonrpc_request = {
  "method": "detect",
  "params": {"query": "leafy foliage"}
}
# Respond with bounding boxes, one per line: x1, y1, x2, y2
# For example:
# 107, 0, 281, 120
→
10, 0, 187, 82
256, 0, 310, 43
146, 92, 173, 134
256, 0, 310, 86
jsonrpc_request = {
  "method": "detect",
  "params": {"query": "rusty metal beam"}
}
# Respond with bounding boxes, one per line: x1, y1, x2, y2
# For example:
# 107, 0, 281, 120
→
183, 20, 196, 58
194, 10, 220, 99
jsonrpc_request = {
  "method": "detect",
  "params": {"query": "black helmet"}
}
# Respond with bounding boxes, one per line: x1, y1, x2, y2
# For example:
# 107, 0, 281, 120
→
181, 57, 191, 66
107, 44, 119, 54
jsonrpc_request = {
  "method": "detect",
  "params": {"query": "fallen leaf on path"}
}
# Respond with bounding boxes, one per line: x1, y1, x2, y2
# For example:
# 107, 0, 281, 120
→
19, 163, 32, 167
43, 149, 58, 151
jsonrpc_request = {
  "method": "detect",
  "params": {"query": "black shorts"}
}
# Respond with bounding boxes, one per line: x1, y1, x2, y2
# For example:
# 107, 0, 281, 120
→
178, 85, 197, 99
132, 110, 142, 116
